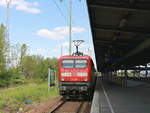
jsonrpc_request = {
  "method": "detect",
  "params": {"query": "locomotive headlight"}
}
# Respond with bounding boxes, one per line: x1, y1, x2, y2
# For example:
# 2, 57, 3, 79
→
84, 78, 88, 81
77, 73, 88, 76
61, 73, 72, 76
61, 78, 64, 81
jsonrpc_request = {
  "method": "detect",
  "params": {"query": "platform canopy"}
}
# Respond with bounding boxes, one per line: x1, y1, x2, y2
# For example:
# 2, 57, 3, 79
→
87, 0, 150, 72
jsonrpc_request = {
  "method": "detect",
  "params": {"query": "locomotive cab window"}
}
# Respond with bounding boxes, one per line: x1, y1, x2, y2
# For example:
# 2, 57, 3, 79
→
75, 59, 87, 68
62, 59, 87, 68
62, 60, 74, 68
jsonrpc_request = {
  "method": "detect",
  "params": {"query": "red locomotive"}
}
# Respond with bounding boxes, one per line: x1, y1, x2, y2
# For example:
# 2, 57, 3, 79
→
58, 55, 96, 99
58, 40, 96, 99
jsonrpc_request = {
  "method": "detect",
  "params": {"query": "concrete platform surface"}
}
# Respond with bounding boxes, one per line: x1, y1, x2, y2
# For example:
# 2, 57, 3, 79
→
91, 77, 150, 113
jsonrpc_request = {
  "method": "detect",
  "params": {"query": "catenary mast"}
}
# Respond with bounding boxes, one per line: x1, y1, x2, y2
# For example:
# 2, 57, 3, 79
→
5, 0, 11, 68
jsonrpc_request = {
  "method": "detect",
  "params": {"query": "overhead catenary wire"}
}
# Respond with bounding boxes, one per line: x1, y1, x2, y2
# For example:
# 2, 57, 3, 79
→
52, 0, 82, 36
61, 0, 84, 44
52, 0, 84, 55
61, 0, 68, 14
57, 0, 72, 55
51, 0, 68, 23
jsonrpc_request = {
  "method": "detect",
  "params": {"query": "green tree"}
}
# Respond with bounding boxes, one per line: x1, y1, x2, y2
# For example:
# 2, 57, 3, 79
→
21, 55, 58, 80
49, 58, 59, 72
21, 55, 36, 79
20, 44, 28, 62
9, 44, 21, 68
20, 44, 28, 74
0, 24, 6, 72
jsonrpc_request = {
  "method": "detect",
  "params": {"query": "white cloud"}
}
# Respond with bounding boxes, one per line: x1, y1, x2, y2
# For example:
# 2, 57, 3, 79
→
62, 42, 69, 47
36, 48, 47, 53
37, 26, 86, 40
0, 0, 41, 14
37, 29, 63, 40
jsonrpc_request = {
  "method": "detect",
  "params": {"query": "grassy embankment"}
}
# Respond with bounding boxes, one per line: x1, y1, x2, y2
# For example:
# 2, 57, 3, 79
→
0, 82, 58, 113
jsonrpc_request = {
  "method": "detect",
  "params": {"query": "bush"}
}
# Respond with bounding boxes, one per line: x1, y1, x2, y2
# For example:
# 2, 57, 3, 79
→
33, 79, 46, 84
11, 78, 25, 84
0, 68, 26, 87
0, 71, 12, 87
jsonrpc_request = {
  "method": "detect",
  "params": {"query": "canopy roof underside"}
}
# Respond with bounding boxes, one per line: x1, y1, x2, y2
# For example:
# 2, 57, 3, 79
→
87, 0, 150, 72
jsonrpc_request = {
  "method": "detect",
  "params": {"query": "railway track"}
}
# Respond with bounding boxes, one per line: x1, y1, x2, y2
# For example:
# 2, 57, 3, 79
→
25, 96, 91, 113
49, 100, 65, 113
49, 100, 87, 113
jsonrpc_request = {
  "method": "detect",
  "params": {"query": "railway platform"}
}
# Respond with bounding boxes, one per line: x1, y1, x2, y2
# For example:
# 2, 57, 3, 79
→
90, 77, 150, 113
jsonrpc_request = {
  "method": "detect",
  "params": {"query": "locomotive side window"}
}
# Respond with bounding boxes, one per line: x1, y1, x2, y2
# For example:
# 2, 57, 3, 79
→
75, 59, 87, 68
62, 60, 74, 68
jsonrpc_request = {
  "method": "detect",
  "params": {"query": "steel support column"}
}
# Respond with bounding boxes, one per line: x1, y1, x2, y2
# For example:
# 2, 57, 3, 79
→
124, 66, 128, 87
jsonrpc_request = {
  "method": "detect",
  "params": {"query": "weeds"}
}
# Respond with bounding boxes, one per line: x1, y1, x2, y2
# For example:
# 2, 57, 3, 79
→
0, 82, 58, 112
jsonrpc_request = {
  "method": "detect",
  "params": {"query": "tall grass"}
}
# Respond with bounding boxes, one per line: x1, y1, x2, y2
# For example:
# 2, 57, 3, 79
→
0, 82, 58, 112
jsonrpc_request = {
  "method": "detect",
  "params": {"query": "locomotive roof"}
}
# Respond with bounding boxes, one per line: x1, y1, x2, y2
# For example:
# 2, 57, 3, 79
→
60, 55, 92, 59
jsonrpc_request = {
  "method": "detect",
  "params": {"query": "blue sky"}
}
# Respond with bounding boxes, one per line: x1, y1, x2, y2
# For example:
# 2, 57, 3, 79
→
0, 0, 95, 62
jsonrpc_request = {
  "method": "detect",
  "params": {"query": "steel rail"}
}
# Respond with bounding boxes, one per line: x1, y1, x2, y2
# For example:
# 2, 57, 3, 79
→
75, 102, 84, 113
49, 100, 66, 113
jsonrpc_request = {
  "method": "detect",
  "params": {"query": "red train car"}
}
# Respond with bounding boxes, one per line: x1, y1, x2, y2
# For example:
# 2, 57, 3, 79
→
58, 55, 96, 99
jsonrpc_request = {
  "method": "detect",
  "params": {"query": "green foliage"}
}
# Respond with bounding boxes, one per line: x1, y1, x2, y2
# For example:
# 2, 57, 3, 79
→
0, 68, 25, 87
0, 23, 59, 88
0, 24, 6, 71
0, 83, 58, 112
21, 55, 58, 79
0, 71, 12, 87
0, 55, 58, 87
0, 24, 59, 112
20, 44, 28, 59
